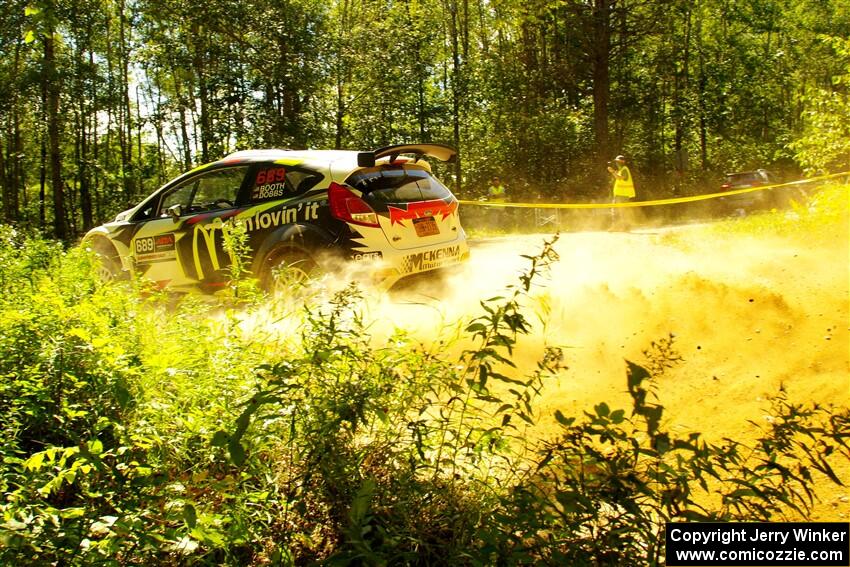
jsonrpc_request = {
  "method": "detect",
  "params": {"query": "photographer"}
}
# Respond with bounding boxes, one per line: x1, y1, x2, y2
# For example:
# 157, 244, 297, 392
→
607, 155, 635, 230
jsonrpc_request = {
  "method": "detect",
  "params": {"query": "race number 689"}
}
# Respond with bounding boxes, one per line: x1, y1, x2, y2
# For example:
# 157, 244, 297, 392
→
256, 168, 286, 185
135, 237, 155, 253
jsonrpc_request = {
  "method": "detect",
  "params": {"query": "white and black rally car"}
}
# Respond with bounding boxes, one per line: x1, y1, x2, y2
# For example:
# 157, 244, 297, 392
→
83, 144, 469, 292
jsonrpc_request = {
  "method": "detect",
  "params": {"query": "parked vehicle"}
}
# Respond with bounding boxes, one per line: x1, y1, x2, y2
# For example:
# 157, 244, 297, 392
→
718, 169, 779, 212
84, 144, 469, 293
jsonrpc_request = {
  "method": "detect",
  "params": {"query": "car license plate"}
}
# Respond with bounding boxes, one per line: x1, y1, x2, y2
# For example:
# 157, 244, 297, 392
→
413, 217, 439, 237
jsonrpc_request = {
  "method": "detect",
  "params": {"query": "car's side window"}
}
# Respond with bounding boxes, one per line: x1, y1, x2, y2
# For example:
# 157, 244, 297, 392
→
287, 169, 322, 193
193, 168, 246, 210
158, 167, 248, 217
249, 166, 322, 202
159, 182, 196, 217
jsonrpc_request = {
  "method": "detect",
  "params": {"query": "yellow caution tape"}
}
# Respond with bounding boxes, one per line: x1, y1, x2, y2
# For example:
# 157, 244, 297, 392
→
458, 171, 849, 209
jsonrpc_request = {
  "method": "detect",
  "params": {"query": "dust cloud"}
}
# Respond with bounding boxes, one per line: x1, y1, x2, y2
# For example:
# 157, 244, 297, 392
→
378, 223, 850, 516
243, 219, 850, 516
386, 227, 848, 431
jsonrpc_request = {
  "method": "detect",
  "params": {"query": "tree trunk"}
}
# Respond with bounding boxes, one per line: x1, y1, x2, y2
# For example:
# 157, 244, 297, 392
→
0, 138, 7, 222
80, 116, 93, 230
14, 108, 24, 214
173, 71, 192, 169
674, 4, 692, 174
417, 55, 426, 140
45, 33, 66, 240
3, 41, 23, 222
118, 0, 136, 206
592, 0, 611, 165
148, 69, 166, 184
76, 41, 93, 231
90, 49, 101, 222
104, 9, 113, 180
40, 78, 47, 230
191, 25, 211, 163
445, 0, 463, 191
335, 80, 345, 149
136, 84, 143, 196
696, 0, 708, 170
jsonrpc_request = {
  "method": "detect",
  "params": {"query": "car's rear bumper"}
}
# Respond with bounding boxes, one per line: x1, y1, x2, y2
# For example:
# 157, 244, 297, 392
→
719, 191, 768, 209
344, 234, 470, 288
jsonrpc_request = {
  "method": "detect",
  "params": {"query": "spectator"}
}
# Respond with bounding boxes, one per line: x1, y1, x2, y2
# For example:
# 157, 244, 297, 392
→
607, 155, 635, 230
487, 176, 507, 202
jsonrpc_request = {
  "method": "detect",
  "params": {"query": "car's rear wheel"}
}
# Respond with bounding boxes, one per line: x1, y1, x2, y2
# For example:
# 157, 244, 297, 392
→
260, 247, 319, 295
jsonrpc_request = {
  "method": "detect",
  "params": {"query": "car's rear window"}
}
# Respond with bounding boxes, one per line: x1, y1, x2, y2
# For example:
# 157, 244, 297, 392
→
727, 172, 764, 184
346, 166, 452, 204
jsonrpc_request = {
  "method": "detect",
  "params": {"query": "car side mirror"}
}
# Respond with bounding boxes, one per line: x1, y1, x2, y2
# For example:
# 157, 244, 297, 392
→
166, 203, 183, 221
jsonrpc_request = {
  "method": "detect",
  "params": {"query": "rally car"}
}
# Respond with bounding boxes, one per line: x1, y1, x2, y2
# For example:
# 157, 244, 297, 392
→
83, 144, 469, 293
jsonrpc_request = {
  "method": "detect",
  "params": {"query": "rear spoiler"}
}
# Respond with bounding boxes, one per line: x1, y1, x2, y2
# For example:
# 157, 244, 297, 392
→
357, 143, 456, 167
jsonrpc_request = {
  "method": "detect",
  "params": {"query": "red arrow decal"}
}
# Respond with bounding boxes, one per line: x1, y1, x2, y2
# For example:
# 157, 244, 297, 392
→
388, 199, 457, 225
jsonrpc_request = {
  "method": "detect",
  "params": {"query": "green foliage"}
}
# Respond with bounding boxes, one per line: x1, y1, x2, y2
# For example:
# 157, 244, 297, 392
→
479, 361, 850, 565
0, 226, 847, 565
220, 217, 261, 302
790, 36, 850, 173
709, 182, 849, 238
4, 0, 850, 236
0, 225, 145, 561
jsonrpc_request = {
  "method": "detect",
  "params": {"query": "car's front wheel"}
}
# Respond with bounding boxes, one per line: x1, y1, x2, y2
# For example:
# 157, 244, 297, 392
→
89, 240, 124, 283
259, 246, 319, 295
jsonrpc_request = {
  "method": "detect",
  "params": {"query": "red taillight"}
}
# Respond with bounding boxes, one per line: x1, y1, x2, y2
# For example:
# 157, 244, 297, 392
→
328, 182, 379, 227
721, 183, 731, 190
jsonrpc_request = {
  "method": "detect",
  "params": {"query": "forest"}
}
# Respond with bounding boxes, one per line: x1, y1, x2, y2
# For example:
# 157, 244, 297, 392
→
1, 0, 849, 239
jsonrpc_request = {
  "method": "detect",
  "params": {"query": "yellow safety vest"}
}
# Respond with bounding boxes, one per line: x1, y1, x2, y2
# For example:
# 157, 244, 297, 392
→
488, 184, 507, 203
613, 165, 635, 198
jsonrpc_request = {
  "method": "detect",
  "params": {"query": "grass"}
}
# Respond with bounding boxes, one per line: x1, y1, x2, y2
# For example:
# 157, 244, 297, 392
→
707, 182, 849, 237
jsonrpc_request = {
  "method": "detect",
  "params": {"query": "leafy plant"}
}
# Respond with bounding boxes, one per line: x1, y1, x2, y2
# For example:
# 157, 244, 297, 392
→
478, 355, 850, 565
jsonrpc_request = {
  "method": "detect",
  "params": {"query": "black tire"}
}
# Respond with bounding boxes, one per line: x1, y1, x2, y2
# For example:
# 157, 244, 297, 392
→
90, 240, 124, 283
259, 246, 319, 295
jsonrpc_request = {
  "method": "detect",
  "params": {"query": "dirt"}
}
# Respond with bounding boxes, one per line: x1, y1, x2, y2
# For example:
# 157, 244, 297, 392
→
377, 220, 849, 520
